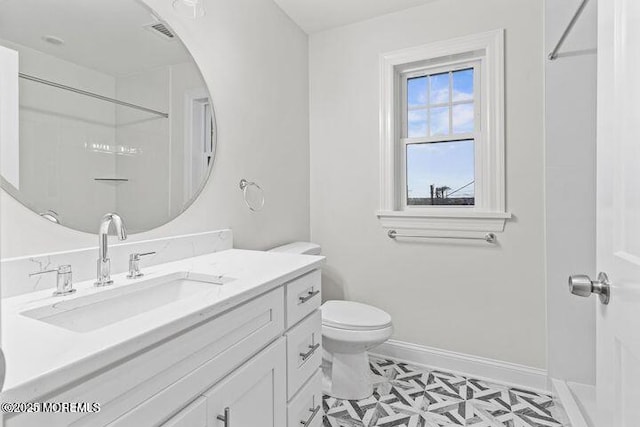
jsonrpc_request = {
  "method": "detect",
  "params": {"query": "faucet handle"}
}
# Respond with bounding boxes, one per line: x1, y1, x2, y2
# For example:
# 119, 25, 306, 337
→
127, 252, 156, 279
30, 265, 75, 296
29, 264, 71, 277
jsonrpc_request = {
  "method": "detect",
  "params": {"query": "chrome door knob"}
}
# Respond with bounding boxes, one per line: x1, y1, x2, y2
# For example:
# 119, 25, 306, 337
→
568, 275, 593, 297
568, 272, 611, 304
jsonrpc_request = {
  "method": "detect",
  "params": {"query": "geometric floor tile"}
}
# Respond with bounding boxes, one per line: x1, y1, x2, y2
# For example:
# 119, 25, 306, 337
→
323, 357, 571, 427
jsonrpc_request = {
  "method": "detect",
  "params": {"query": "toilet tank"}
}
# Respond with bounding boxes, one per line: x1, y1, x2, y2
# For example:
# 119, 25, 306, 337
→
268, 242, 321, 255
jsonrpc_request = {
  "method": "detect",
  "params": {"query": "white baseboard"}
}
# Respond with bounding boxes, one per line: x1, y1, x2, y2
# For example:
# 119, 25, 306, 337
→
370, 339, 549, 392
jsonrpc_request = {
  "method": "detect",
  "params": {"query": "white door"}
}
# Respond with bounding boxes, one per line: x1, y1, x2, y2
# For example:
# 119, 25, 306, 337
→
204, 338, 286, 427
595, 0, 640, 425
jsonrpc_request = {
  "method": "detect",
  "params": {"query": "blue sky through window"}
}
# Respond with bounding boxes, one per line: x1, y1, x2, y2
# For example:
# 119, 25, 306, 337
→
407, 140, 475, 200
406, 68, 475, 204
429, 72, 449, 104
453, 69, 473, 101
408, 77, 427, 107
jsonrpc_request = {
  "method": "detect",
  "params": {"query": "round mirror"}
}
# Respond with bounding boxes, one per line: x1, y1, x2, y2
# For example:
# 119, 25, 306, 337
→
0, 0, 215, 233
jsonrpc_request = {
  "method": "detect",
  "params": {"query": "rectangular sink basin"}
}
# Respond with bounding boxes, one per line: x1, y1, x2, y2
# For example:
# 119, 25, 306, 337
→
21, 272, 234, 333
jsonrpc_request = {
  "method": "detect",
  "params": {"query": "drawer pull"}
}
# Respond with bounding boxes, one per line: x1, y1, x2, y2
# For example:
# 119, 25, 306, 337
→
299, 289, 320, 304
217, 407, 230, 426
300, 405, 321, 426
300, 343, 320, 362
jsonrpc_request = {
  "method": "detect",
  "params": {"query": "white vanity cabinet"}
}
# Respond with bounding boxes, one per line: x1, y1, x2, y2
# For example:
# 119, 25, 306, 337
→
161, 397, 207, 427
284, 270, 323, 427
286, 310, 322, 399
163, 269, 323, 427
287, 371, 323, 427
162, 339, 288, 427
3, 267, 323, 427
203, 338, 287, 426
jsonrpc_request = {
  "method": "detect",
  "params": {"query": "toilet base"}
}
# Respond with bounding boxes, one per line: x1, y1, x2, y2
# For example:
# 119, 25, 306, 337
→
322, 350, 373, 400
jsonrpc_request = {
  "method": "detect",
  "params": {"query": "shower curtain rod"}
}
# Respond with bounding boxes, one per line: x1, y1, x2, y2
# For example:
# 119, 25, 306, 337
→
19, 73, 169, 118
548, 0, 589, 60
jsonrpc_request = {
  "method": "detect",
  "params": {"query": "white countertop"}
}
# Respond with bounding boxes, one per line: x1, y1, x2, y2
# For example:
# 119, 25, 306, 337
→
1, 249, 324, 401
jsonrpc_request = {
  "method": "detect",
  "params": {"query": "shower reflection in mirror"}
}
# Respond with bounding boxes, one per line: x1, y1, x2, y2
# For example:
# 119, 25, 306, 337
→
0, 0, 216, 234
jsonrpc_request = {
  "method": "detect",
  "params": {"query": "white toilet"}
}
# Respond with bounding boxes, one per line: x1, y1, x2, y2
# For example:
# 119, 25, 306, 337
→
320, 300, 393, 400
269, 242, 393, 400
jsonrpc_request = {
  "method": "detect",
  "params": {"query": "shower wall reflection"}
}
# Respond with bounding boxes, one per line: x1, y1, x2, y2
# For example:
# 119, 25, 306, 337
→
0, 0, 215, 233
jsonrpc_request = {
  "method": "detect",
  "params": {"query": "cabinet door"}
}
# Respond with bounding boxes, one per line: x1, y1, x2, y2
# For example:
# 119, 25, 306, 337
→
205, 338, 286, 427
161, 397, 206, 427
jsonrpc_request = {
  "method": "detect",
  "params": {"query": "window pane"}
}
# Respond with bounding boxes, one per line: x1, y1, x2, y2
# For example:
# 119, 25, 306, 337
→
452, 103, 474, 133
452, 68, 474, 102
430, 106, 449, 136
407, 77, 427, 108
429, 72, 449, 104
408, 109, 428, 138
406, 140, 475, 206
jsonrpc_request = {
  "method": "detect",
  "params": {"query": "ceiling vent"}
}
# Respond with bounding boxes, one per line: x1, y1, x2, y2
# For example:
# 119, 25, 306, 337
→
143, 22, 176, 41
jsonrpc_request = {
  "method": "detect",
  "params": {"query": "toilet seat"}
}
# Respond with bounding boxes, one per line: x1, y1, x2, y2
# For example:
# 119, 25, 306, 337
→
321, 300, 392, 331
322, 323, 394, 346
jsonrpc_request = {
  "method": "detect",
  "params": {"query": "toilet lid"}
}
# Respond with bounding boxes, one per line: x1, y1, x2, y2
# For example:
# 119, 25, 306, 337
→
321, 300, 392, 331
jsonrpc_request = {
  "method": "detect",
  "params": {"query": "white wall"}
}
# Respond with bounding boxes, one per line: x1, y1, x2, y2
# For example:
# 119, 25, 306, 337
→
545, 0, 597, 385
310, 0, 546, 368
1, 0, 310, 257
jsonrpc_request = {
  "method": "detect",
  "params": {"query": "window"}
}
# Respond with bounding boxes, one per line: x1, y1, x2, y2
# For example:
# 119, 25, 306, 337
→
378, 30, 510, 234
404, 66, 478, 207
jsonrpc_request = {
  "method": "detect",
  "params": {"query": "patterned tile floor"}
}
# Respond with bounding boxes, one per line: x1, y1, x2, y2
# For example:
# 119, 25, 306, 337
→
323, 357, 570, 427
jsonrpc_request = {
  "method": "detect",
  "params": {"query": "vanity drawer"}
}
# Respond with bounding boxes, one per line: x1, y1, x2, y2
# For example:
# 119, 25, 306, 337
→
288, 370, 323, 427
286, 309, 322, 399
286, 269, 321, 328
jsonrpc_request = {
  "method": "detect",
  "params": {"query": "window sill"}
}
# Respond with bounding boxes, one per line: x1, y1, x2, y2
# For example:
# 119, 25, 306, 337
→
376, 210, 511, 233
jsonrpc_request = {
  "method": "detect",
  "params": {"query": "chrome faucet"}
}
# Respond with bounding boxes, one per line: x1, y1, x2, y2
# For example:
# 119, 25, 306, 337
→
95, 213, 127, 287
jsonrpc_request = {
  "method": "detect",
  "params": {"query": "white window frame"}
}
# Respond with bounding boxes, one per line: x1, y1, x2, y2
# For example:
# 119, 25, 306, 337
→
377, 29, 510, 235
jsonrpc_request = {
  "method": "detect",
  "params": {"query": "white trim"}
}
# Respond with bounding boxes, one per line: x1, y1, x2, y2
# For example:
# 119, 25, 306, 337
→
377, 209, 511, 232
183, 87, 212, 205
0, 45, 19, 189
551, 379, 593, 427
379, 30, 507, 235
371, 339, 548, 392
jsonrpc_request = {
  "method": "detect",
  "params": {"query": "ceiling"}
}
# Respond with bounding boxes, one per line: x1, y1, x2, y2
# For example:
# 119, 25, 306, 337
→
0, 0, 441, 76
272, 0, 438, 34
0, 0, 192, 76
